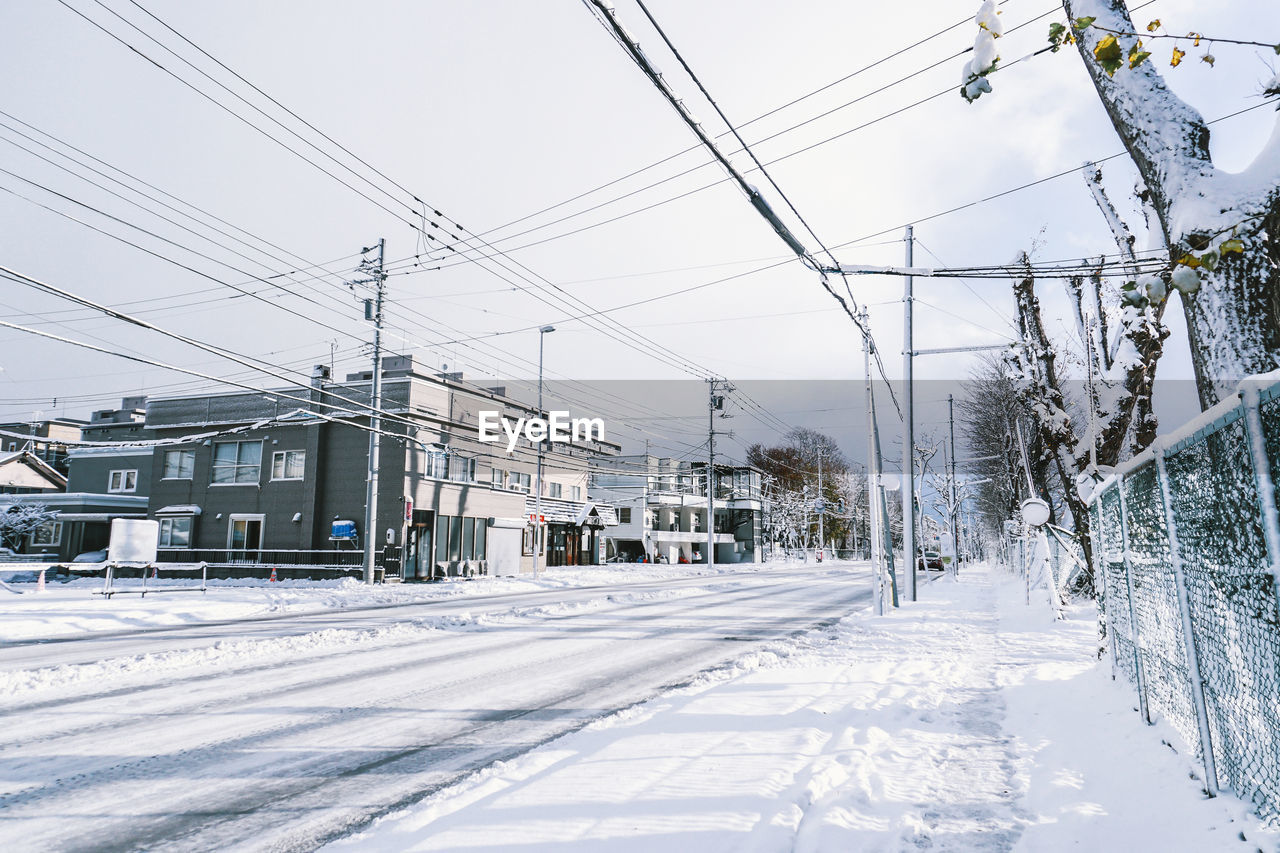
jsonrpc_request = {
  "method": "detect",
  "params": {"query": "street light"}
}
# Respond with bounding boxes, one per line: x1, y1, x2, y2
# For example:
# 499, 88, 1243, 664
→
533, 325, 555, 579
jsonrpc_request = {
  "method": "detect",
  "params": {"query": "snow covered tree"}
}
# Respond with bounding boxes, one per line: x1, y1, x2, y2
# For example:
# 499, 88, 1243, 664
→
747, 428, 862, 552
1062, 0, 1280, 408
966, 0, 1280, 409
0, 503, 58, 552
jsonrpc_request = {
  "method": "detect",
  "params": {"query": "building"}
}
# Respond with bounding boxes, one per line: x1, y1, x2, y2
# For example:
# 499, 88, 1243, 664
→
0, 416, 87, 476
139, 356, 621, 578
593, 456, 764, 564
0, 450, 67, 496
0, 441, 150, 560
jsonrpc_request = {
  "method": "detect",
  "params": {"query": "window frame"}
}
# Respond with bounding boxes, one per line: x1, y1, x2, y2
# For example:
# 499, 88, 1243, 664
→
162, 449, 195, 480
271, 449, 306, 481
157, 516, 193, 548
211, 440, 263, 486
547, 482, 562, 499
461, 517, 475, 561
434, 515, 450, 563
108, 469, 138, 493
570, 485, 582, 501
226, 513, 265, 550
618, 507, 632, 524
29, 520, 61, 547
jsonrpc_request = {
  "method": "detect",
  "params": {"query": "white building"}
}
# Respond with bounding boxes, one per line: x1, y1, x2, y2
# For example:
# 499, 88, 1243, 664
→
592, 456, 763, 564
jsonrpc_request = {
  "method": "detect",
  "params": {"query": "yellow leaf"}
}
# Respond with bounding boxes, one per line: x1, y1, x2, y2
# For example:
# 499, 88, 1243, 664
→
1094, 35, 1124, 76
1177, 254, 1203, 269
1188, 32, 1202, 47
1171, 46, 1185, 66
1146, 19, 1161, 32
1220, 239, 1245, 254
1201, 53, 1215, 67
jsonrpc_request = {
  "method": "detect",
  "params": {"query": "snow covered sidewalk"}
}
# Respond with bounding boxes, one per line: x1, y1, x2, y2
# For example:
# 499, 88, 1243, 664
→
330, 565, 1275, 852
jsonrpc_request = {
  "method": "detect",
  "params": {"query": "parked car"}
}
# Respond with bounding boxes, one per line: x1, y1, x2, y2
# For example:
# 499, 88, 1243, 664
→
918, 550, 943, 570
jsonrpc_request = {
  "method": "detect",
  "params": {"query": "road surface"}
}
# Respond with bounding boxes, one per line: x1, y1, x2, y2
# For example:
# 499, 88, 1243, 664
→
0, 564, 871, 852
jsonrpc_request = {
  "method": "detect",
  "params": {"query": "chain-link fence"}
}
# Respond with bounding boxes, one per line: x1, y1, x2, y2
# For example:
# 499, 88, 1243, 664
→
1089, 378, 1280, 824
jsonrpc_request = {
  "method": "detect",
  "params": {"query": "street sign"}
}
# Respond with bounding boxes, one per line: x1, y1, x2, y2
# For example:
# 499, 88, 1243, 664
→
813, 499, 826, 513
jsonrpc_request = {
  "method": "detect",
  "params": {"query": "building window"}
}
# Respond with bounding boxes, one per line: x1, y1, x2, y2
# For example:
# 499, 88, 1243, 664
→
491, 468, 505, 489
448, 455, 476, 483
227, 514, 264, 551
547, 482, 562, 499
435, 515, 450, 563
570, 485, 582, 501
619, 507, 632, 524
512, 472, 531, 493
522, 524, 536, 556
475, 521, 487, 561
163, 449, 195, 479
448, 516, 463, 561
425, 450, 448, 480
158, 517, 193, 548
461, 517, 475, 560
30, 520, 61, 547
108, 469, 138, 493
212, 441, 262, 484
271, 449, 306, 481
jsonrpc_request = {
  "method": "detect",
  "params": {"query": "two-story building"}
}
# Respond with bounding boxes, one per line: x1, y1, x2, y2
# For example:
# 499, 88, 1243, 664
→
0, 399, 159, 560
141, 356, 620, 578
593, 456, 763, 564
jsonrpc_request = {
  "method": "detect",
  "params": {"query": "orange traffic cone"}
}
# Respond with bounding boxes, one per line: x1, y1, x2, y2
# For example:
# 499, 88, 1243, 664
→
269, 566, 278, 583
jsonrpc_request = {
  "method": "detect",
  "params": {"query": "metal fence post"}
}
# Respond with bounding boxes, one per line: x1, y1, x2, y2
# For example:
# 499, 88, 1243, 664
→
1240, 384, 1280, 623
1154, 444, 1219, 796
1094, 493, 1120, 681
1115, 474, 1152, 724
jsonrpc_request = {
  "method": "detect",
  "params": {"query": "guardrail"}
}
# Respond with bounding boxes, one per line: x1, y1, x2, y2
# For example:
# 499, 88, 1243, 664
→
93, 562, 209, 599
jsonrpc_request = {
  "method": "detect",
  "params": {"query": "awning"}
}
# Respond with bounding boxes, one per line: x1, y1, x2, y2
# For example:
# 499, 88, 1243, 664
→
524, 497, 619, 526
488, 517, 527, 529
155, 505, 202, 516
51, 513, 147, 522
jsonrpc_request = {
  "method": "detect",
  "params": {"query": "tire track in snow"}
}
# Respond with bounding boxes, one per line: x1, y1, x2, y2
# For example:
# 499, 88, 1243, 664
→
0, 573, 871, 852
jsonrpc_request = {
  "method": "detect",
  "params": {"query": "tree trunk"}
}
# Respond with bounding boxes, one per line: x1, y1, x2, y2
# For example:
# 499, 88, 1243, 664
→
1065, 0, 1280, 407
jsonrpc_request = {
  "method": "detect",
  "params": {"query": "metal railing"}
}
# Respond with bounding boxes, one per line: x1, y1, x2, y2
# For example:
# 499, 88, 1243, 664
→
1088, 376, 1280, 825
156, 548, 365, 568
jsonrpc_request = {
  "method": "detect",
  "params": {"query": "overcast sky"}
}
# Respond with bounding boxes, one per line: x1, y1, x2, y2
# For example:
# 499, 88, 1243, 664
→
0, 0, 1273, 461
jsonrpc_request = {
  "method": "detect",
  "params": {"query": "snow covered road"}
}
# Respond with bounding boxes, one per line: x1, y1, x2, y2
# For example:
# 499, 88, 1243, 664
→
0, 563, 872, 852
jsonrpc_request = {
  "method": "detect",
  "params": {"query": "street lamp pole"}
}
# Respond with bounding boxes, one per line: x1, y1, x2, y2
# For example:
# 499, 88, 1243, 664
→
533, 325, 555, 579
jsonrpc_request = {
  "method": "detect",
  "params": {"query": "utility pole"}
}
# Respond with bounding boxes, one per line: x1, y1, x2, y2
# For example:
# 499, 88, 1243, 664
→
862, 309, 883, 614
357, 238, 387, 586
706, 378, 720, 567
902, 225, 917, 601
816, 444, 824, 562
871, 370, 900, 608
534, 325, 555, 579
948, 393, 960, 574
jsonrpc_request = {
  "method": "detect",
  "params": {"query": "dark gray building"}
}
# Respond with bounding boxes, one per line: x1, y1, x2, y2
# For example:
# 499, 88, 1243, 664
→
143, 357, 621, 578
